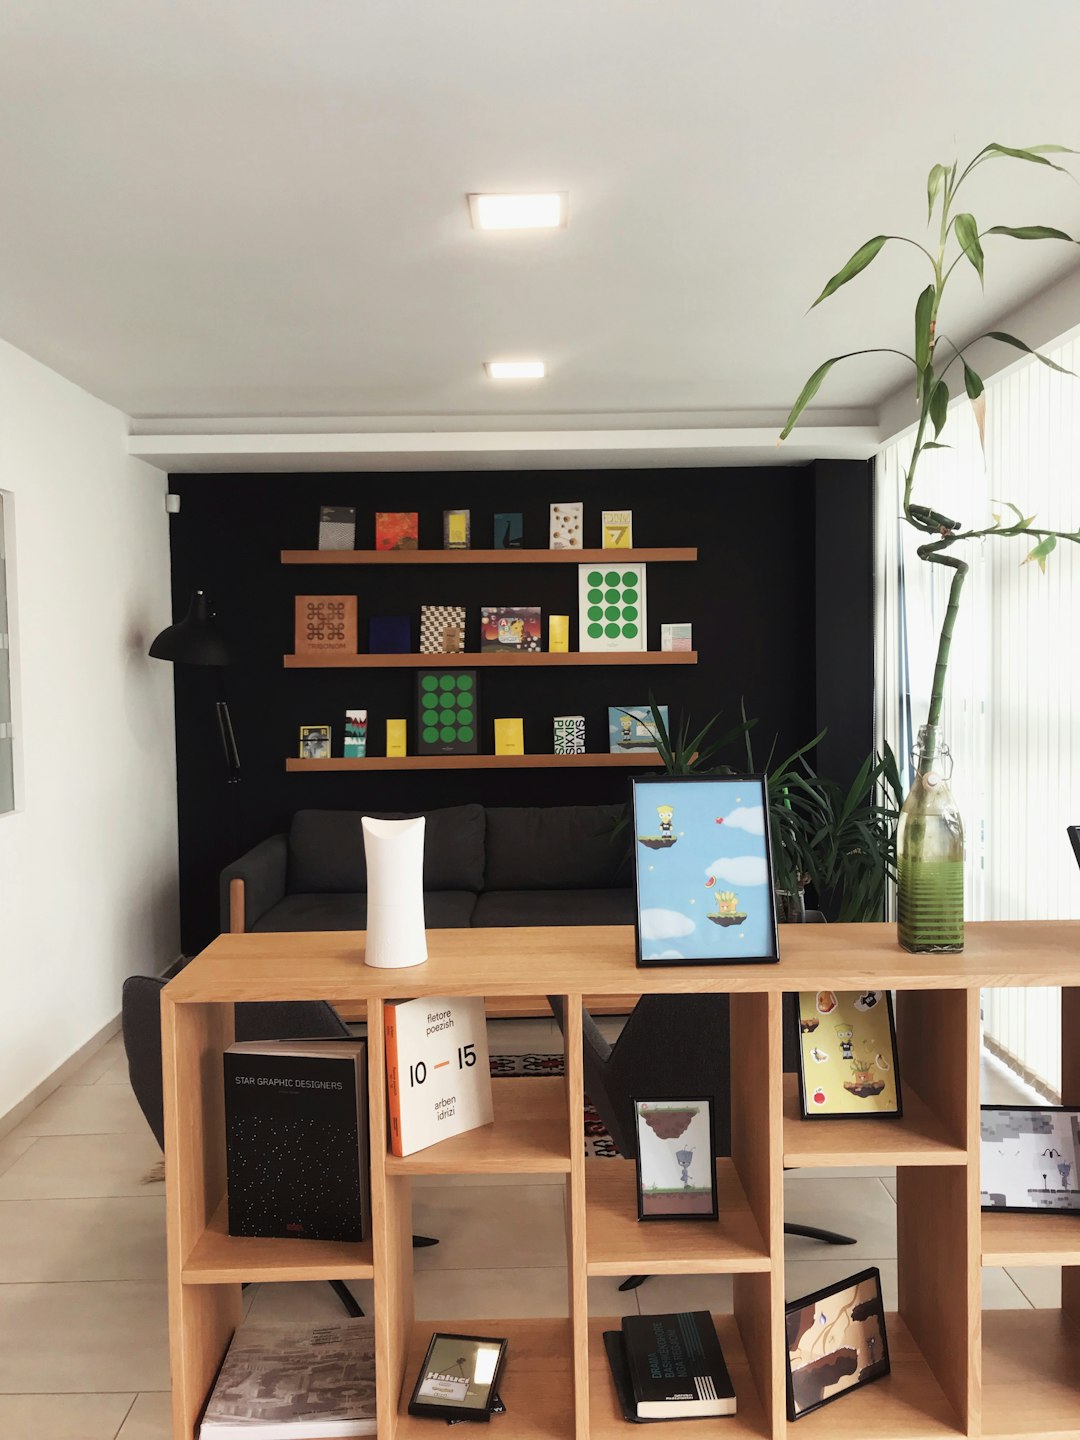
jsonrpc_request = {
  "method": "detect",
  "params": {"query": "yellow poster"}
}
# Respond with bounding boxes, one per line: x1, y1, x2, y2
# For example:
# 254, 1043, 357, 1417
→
796, 990, 900, 1117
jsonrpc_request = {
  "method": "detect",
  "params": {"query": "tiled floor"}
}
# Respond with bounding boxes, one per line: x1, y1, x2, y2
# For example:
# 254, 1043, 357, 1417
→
0, 1020, 1057, 1438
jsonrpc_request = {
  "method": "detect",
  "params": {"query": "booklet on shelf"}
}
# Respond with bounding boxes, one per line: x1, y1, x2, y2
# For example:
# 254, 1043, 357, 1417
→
384, 995, 493, 1156
618, 1311, 736, 1419
224, 1039, 369, 1242
199, 1316, 376, 1438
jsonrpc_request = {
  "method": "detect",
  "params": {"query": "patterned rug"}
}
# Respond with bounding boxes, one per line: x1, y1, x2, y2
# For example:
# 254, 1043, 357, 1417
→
489, 1053, 618, 1158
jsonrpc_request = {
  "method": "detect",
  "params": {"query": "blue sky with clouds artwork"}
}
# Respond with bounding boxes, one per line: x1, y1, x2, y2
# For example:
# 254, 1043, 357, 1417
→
632, 777, 776, 962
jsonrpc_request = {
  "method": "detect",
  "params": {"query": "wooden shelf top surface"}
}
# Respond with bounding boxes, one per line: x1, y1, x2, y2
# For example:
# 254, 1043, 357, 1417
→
283, 650, 696, 667
981, 1209, 1080, 1266
183, 1198, 374, 1284
385, 1077, 570, 1175
166, 921, 1080, 1004
982, 1309, 1080, 1438
585, 1157, 770, 1274
283, 547, 697, 565
286, 753, 663, 772
397, 1318, 574, 1440
782, 1074, 966, 1168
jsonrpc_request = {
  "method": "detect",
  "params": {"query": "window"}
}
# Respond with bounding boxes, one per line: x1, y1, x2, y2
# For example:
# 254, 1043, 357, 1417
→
0, 492, 14, 814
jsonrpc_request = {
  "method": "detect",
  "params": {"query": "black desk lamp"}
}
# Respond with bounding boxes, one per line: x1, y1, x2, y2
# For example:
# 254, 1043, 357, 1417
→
149, 590, 240, 782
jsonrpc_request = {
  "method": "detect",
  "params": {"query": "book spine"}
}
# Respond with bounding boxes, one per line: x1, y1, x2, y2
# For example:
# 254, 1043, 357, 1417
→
385, 1003, 404, 1157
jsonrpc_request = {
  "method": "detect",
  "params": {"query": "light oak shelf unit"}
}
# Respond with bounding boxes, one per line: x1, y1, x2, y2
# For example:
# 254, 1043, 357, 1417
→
286, 752, 665, 773
283, 650, 696, 667
162, 920, 1080, 1440
282, 548, 698, 565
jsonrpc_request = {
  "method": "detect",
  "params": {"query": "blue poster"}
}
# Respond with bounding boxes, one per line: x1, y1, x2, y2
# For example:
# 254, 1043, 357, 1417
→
632, 776, 778, 964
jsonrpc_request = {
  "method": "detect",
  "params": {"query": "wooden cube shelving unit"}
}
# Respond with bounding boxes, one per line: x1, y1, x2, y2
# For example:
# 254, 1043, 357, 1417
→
161, 921, 1080, 1440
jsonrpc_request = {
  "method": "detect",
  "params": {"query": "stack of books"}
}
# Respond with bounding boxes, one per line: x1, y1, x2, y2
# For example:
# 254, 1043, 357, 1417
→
603, 1311, 736, 1421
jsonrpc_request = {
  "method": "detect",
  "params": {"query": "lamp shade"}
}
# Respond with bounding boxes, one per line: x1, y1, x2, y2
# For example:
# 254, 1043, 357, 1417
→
149, 590, 232, 667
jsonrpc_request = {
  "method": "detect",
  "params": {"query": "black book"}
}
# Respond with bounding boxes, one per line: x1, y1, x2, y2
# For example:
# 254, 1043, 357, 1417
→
602, 1331, 656, 1424
224, 1039, 369, 1242
621, 1311, 736, 1419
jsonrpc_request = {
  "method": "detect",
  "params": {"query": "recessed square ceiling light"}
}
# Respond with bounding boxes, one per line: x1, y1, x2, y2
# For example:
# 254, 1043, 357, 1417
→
468, 193, 567, 230
485, 360, 546, 379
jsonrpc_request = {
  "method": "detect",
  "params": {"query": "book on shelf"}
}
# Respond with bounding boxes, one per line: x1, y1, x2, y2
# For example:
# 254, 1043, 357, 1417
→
419, 605, 466, 654
618, 1311, 736, 1419
443, 509, 471, 548
550, 501, 583, 548
493, 511, 523, 548
318, 505, 356, 551
602, 509, 633, 548
368, 615, 411, 653
553, 715, 585, 754
199, 1316, 376, 1438
294, 596, 357, 657
344, 710, 368, 758
479, 605, 541, 652
493, 717, 524, 755
224, 1039, 369, 1242
660, 622, 692, 652
375, 512, 418, 550
384, 995, 493, 1156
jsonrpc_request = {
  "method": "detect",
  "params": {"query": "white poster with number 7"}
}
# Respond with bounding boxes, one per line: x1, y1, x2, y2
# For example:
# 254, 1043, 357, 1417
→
384, 995, 494, 1156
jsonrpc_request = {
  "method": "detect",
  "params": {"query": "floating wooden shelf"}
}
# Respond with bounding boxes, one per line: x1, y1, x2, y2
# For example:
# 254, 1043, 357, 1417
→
284, 649, 696, 668
286, 752, 663, 772
183, 1197, 374, 1284
384, 1077, 570, 1176
282, 547, 697, 565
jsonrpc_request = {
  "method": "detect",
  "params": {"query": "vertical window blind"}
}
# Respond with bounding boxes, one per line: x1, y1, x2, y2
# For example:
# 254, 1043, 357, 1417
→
0, 493, 13, 815
875, 334, 1080, 1100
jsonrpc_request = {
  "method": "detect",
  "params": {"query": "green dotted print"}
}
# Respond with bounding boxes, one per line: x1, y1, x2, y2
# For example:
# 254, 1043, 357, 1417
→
605, 621, 621, 638
421, 674, 439, 691
587, 622, 604, 638
422, 726, 439, 743
587, 570, 603, 586
623, 622, 639, 638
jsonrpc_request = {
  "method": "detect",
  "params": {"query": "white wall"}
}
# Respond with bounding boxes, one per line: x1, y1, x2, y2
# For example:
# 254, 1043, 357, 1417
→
0, 337, 179, 1119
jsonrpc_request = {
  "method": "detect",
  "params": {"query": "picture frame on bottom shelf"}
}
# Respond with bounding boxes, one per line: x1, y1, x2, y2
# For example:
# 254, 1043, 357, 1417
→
786, 1266, 890, 1420
980, 1105, 1080, 1212
407, 1332, 508, 1421
631, 774, 779, 967
632, 1097, 718, 1220
794, 989, 901, 1120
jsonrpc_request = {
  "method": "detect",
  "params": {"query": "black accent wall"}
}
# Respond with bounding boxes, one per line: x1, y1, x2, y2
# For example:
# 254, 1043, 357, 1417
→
166, 463, 873, 953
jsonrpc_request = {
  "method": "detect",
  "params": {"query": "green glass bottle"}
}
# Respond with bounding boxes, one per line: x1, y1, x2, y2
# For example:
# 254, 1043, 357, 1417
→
896, 724, 964, 952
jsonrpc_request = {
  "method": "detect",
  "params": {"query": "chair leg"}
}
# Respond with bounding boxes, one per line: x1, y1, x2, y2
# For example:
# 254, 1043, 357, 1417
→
412, 1234, 439, 1248
617, 1275, 649, 1291
327, 1279, 365, 1317
784, 1221, 857, 1245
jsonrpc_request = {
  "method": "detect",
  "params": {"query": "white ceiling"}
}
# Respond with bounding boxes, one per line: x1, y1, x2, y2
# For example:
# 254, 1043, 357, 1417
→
2, 0, 1080, 433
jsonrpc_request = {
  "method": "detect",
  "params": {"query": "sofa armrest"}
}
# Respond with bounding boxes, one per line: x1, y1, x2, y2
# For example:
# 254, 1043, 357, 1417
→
219, 835, 288, 933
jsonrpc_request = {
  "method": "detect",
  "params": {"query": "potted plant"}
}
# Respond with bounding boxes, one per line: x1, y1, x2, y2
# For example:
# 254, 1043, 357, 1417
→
781, 142, 1080, 951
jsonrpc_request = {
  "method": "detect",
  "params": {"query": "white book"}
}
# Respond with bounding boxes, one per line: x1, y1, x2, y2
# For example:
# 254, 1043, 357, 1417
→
384, 995, 493, 1156
200, 1317, 376, 1438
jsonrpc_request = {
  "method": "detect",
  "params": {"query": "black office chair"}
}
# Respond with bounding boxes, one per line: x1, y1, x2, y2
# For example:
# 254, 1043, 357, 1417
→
122, 976, 436, 1318
549, 983, 854, 1293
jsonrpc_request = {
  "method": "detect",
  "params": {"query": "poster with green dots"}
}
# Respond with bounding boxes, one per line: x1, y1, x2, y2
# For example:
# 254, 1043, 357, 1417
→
577, 562, 647, 651
415, 670, 479, 755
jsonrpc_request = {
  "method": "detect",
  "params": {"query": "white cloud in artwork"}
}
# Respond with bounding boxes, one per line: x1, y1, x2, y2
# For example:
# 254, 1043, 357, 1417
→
640, 908, 696, 941
646, 948, 684, 960
719, 804, 765, 836
705, 855, 770, 887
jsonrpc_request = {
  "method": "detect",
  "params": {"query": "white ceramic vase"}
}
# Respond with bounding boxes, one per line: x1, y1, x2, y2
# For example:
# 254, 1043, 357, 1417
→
361, 815, 428, 968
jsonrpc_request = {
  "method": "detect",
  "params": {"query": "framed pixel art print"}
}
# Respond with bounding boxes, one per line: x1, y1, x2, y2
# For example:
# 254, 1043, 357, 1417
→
631, 774, 779, 967
786, 1267, 890, 1420
632, 1097, 718, 1221
980, 1105, 1080, 1212
794, 990, 902, 1120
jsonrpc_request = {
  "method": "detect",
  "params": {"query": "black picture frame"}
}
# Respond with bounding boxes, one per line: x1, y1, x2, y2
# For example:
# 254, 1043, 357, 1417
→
1068, 824, 1080, 872
785, 1266, 890, 1420
407, 1332, 508, 1422
793, 990, 903, 1120
632, 1095, 719, 1221
980, 1104, 1080, 1213
630, 774, 780, 967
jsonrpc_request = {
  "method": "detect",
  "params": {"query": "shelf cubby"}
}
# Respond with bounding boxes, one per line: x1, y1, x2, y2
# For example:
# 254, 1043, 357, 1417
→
384, 1076, 571, 1176
183, 1197, 374, 1284
585, 1157, 770, 1276
982, 1309, 1080, 1438
781, 1074, 967, 1168
982, 1211, 1080, 1267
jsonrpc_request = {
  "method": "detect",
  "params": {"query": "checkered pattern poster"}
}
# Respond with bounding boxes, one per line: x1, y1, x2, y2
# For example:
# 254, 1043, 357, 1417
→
578, 563, 647, 651
416, 671, 479, 754
419, 606, 466, 654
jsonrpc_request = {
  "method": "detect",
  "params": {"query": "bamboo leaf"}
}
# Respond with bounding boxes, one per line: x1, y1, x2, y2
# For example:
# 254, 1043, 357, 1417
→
979, 142, 1075, 173
970, 390, 987, 454
810, 235, 889, 308
985, 224, 1077, 242
954, 212, 985, 285
779, 358, 840, 439
1023, 533, 1058, 572
962, 361, 984, 399
922, 441, 951, 450
914, 284, 935, 374
929, 378, 950, 438
985, 331, 1074, 374
927, 164, 947, 221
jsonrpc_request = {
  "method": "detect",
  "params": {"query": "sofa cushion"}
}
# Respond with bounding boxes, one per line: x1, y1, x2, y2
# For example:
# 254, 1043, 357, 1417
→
287, 806, 486, 894
472, 888, 635, 927
252, 891, 478, 932
483, 804, 631, 891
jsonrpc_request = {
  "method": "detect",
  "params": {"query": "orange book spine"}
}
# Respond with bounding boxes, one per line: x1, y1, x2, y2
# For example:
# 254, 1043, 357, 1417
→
384, 1002, 403, 1157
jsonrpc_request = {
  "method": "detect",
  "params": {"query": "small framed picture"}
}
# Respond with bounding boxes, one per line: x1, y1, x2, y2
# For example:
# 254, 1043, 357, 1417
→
794, 990, 901, 1119
631, 774, 780, 966
632, 1097, 718, 1220
298, 724, 331, 759
981, 1105, 1080, 1212
786, 1266, 890, 1420
407, 1332, 507, 1421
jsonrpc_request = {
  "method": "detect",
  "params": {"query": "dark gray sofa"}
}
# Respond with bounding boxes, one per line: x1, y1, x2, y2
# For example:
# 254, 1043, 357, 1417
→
220, 803, 634, 934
